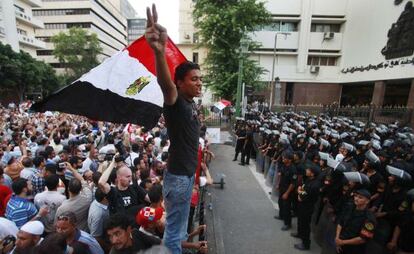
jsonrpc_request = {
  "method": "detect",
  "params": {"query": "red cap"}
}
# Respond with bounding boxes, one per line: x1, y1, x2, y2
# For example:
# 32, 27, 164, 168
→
136, 207, 164, 228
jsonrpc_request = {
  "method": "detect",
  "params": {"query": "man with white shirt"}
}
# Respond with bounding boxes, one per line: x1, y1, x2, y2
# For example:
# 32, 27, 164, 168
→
98, 135, 116, 155
81, 146, 98, 174
88, 188, 110, 252
19, 157, 36, 180
34, 174, 66, 234
125, 143, 140, 168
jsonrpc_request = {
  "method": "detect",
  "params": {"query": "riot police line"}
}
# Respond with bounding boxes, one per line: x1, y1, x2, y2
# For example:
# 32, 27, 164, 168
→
233, 110, 414, 254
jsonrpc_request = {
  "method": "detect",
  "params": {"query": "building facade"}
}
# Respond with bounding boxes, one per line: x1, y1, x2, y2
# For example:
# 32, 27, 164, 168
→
127, 18, 145, 45
178, 0, 213, 105
0, 0, 46, 56
33, 0, 128, 72
250, 0, 414, 109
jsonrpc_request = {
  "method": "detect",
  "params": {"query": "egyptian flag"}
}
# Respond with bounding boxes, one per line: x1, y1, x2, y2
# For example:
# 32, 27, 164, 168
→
31, 36, 187, 128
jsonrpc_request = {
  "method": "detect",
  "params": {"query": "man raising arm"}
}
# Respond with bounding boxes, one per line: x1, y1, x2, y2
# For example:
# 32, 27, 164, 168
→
146, 5, 202, 254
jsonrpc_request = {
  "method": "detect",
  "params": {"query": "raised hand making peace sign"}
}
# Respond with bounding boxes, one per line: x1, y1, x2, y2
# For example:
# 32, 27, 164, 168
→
145, 4, 168, 54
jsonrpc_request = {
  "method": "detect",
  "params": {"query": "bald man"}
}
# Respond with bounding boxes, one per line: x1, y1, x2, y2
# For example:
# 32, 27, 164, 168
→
98, 158, 150, 218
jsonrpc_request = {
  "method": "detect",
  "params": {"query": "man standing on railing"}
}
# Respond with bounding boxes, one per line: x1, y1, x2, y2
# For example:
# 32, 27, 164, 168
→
145, 5, 202, 254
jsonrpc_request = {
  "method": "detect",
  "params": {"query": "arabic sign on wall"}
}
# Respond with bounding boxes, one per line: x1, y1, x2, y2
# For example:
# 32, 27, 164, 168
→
342, 1, 414, 74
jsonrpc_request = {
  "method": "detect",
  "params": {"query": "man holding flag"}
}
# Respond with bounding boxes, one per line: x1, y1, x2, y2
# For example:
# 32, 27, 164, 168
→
146, 4, 202, 254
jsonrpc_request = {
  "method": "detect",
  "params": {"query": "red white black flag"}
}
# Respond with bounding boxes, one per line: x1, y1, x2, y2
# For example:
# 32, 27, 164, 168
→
31, 36, 187, 128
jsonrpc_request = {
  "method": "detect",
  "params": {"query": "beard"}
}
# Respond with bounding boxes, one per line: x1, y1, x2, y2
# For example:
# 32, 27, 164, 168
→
14, 245, 35, 254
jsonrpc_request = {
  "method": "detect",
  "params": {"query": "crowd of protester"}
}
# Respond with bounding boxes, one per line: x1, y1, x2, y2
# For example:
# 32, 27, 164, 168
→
0, 101, 213, 254
234, 109, 414, 254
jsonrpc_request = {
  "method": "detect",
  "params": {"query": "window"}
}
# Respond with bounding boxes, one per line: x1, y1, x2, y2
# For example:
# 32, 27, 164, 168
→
261, 21, 297, 32
192, 52, 199, 64
44, 23, 91, 29
37, 50, 53, 56
35, 36, 51, 42
33, 9, 90, 16
311, 24, 340, 33
193, 33, 199, 44
17, 28, 27, 35
307, 56, 338, 66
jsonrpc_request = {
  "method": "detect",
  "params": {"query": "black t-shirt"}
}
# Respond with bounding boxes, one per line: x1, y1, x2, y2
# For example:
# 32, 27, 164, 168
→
107, 184, 147, 216
164, 95, 200, 176
109, 229, 161, 254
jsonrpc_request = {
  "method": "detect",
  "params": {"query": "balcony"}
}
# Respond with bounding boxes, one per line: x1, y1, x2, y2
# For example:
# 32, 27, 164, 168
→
15, 10, 44, 29
309, 32, 343, 51
20, 0, 42, 7
18, 34, 46, 49
250, 31, 299, 51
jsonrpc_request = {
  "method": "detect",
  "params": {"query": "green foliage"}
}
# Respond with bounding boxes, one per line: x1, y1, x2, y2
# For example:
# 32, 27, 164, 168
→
0, 42, 63, 102
193, 0, 271, 100
52, 27, 102, 81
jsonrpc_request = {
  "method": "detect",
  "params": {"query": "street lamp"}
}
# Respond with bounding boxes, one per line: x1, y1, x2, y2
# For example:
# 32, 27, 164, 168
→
269, 32, 290, 109
235, 38, 249, 117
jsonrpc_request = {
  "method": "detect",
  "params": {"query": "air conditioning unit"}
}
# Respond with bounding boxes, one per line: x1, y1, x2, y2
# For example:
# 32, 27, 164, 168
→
324, 32, 334, 40
310, 65, 320, 73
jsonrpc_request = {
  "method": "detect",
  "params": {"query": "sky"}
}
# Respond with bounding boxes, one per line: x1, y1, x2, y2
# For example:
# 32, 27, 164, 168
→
130, 0, 180, 43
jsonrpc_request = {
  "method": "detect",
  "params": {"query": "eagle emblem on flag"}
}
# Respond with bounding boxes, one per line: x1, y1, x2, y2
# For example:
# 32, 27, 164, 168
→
126, 76, 151, 96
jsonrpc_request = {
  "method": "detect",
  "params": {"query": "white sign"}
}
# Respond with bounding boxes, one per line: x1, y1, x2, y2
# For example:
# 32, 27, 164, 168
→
206, 128, 221, 144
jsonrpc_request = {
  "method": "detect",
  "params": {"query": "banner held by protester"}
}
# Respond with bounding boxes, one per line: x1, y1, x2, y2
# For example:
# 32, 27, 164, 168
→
31, 36, 187, 128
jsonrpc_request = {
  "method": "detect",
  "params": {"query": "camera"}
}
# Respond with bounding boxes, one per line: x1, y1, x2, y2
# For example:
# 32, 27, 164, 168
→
114, 141, 129, 162
104, 153, 115, 161
58, 162, 66, 169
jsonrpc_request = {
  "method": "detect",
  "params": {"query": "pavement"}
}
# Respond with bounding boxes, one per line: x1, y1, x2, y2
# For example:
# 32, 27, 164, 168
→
204, 131, 321, 254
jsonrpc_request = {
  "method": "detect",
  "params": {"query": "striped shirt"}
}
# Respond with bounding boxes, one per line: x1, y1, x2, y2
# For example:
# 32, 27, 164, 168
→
73, 229, 104, 254
5, 195, 38, 228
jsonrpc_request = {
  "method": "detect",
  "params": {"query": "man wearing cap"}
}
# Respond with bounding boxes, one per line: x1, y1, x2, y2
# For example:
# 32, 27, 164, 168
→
11, 220, 44, 254
293, 165, 321, 250
335, 189, 376, 254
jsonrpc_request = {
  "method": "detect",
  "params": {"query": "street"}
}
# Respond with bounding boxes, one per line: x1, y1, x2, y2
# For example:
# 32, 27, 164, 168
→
205, 140, 321, 254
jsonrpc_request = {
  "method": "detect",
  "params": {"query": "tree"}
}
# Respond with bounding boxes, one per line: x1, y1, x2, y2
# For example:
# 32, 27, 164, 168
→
193, 0, 271, 100
52, 27, 102, 81
0, 42, 63, 102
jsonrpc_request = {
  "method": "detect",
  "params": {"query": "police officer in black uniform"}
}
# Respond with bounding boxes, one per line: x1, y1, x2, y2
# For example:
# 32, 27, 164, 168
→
240, 124, 254, 165
293, 164, 322, 250
233, 124, 246, 161
277, 151, 297, 231
386, 189, 414, 253
335, 189, 376, 254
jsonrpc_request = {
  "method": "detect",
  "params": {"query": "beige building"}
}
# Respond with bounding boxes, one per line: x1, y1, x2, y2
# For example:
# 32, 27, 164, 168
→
0, 0, 46, 57
251, 0, 414, 109
33, 0, 128, 72
178, 0, 213, 105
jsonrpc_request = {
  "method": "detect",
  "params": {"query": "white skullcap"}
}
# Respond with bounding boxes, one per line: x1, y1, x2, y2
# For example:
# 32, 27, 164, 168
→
20, 221, 44, 235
